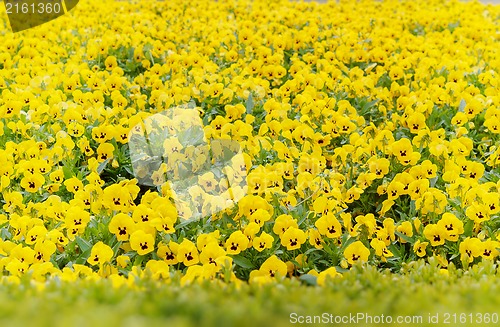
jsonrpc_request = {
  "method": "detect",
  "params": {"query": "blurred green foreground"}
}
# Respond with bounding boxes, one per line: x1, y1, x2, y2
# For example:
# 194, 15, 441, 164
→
2, 260, 500, 327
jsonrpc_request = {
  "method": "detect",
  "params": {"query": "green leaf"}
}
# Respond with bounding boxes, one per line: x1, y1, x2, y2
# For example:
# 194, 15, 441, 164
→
75, 236, 92, 253
388, 243, 402, 258
0, 227, 11, 240
97, 159, 110, 174
245, 93, 254, 114
395, 210, 409, 221
458, 99, 466, 112
178, 125, 205, 147
74, 248, 92, 265
62, 164, 74, 179
133, 254, 144, 266
299, 211, 314, 227
231, 254, 254, 269
299, 274, 317, 286
175, 218, 197, 230
340, 235, 357, 252
464, 219, 474, 237
395, 231, 414, 244
303, 247, 321, 256
143, 43, 153, 53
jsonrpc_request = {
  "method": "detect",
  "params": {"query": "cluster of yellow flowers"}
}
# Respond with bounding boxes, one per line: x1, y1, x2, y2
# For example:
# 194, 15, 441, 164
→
0, 0, 499, 288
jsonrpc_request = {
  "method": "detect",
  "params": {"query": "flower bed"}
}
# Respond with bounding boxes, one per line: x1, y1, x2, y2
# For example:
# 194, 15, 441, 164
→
0, 0, 499, 290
